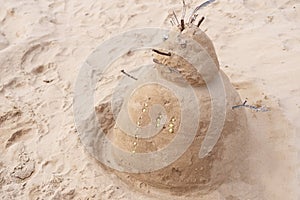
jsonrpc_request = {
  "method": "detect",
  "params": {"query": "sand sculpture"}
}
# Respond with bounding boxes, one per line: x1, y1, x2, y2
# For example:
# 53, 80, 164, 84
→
92, 0, 249, 195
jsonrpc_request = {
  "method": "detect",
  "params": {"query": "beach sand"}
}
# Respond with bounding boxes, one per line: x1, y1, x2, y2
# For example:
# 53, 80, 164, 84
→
0, 0, 299, 199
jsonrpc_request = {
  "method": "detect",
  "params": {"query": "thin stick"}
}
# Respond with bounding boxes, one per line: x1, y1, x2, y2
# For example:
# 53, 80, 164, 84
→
180, 19, 185, 31
190, 14, 198, 24
181, 0, 186, 20
152, 49, 171, 56
121, 69, 137, 80
197, 16, 205, 27
232, 100, 270, 112
170, 19, 174, 26
189, 0, 216, 23
173, 10, 180, 25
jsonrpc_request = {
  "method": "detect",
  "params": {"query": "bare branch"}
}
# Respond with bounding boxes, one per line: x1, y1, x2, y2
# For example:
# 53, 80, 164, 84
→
232, 100, 270, 112
121, 69, 138, 80
180, 19, 185, 31
181, 0, 186, 20
197, 16, 205, 27
189, 0, 216, 23
152, 49, 172, 56
173, 10, 180, 25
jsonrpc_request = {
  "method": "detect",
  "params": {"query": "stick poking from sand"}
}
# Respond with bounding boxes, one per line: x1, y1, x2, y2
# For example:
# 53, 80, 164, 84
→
189, 0, 216, 23
121, 70, 138, 80
173, 10, 180, 25
181, 19, 185, 31
152, 49, 172, 56
181, 0, 186, 21
170, 19, 175, 26
190, 14, 198, 24
197, 16, 205, 27
232, 100, 270, 112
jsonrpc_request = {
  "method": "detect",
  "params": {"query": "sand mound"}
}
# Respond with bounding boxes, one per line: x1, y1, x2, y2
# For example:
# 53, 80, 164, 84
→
94, 24, 249, 195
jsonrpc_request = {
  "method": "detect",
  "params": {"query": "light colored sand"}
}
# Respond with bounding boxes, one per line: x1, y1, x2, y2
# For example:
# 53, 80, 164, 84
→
0, 0, 299, 199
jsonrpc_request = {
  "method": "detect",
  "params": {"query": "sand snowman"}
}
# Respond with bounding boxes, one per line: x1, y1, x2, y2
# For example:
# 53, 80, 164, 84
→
91, 2, 249, 196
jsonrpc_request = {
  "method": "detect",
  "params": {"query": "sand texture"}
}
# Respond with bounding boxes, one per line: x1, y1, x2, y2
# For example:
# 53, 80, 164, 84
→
0, 0, 299, 199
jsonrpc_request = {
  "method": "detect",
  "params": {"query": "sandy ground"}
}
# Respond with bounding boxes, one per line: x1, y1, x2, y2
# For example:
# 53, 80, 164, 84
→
0, 0, 299, 199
